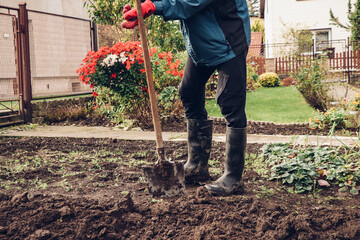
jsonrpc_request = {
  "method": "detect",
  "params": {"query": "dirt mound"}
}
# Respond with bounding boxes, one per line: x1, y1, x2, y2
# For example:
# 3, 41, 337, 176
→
2, 189, 360, 240
0, 137, 359, 239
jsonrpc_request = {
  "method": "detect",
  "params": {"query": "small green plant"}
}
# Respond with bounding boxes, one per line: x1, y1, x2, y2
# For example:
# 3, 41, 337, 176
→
258, 72, 280, 88
254, 185, 275, 199
158, 86, 183, 116
247, 64, 261, 91
261, 143, 360, 194
245, 153, 269, 176
309, 107, 349, 130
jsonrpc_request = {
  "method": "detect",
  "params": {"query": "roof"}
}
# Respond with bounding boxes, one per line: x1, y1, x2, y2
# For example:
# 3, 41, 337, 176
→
248, 32, 263, 56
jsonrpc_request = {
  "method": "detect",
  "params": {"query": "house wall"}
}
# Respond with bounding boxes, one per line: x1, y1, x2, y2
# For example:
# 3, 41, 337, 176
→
264, 0, 354, 58
0, 1, 92, 98
28, 11, 92, 96
0, 0, 89, 20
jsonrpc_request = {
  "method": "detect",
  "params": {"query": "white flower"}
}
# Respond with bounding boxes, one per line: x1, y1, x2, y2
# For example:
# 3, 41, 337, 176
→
101, 54, 119, 67
119, 52, 127, 63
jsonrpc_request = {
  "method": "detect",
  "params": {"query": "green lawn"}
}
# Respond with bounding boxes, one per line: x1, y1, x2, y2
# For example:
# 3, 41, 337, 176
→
206, 86, 314, 123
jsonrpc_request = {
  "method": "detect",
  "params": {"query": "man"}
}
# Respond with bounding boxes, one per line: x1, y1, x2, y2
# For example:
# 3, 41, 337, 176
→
122, 0, 251, 196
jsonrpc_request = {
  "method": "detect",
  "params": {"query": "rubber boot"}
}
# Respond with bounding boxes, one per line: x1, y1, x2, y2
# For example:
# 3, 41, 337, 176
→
184, 119, 212, 182
205, 127, 246, 195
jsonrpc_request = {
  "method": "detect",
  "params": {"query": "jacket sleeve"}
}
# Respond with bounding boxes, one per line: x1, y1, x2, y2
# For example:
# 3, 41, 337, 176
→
153, 0, 214, 20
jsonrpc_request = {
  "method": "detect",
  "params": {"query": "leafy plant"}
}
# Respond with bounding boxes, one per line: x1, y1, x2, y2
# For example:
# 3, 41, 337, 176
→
261, 143, 360, 194
159, 86, 183, 116
281, 77, 296, 86
258, 72, 280, 88
83, 0, 129, 41
148, 16, 185, 53
309, 108, 349, 130
77, 41, 185, 127
247, 64, 261, 91
347, 93, 360, 111
295, 57, 329, 111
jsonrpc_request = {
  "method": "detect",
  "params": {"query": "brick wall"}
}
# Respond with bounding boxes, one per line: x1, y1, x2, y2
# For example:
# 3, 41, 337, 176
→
31, 96, 92, 123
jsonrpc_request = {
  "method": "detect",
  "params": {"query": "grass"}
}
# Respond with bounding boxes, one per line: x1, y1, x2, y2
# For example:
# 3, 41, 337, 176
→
206, 86, 314, 123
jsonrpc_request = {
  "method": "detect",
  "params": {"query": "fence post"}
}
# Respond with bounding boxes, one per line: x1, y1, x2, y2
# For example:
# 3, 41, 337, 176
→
18, 3, 32, 123
347, 37, 351, 84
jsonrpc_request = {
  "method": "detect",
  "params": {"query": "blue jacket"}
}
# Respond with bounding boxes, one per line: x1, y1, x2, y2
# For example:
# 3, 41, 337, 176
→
153, 0, 251, 67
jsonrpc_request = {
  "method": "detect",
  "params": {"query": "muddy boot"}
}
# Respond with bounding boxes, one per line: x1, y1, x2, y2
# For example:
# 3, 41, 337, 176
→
205, 127, 246, 195
184, 119, 212, 182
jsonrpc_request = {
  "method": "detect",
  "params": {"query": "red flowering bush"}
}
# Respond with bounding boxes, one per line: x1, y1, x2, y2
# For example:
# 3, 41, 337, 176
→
77, 41, 184, 126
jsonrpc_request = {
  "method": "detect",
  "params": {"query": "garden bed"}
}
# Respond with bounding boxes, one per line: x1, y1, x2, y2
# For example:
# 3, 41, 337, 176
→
0, 137, 359, 239
52, 115, 360, 137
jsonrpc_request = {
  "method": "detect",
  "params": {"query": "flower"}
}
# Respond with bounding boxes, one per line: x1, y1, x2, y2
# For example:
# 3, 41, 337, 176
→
92, 91, 99, 97
101, 54, 119, 67
111, 73, 117, 79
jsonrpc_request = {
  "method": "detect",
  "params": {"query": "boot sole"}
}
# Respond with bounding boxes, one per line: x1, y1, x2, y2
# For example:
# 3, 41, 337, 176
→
205, 185, 244, 196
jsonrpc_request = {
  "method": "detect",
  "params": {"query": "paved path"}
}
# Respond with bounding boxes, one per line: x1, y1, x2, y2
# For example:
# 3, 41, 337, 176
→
1, 125, 359, 147
328, 82, 360, 102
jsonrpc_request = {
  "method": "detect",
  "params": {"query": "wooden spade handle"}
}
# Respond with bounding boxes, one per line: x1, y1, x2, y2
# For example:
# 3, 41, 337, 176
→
135, 0, 165, 160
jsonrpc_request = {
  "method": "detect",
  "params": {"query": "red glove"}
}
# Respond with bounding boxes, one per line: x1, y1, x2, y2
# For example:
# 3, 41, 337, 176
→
121, 0, 156, 29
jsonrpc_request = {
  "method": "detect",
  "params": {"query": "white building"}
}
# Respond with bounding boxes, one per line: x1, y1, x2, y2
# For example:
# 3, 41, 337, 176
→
0, 0, 89, 19
263, 0, 354, 58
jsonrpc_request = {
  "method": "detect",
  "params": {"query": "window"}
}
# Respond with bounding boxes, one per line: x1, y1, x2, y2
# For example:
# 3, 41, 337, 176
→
314, 30, 330, 52
298, 29, 331, 54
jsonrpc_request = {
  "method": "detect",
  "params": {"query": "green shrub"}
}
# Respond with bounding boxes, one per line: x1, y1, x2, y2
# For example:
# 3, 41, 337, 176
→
281, 77, 296, 86
77, 41, 185, 127
295, 58, 329, 111
247, 64, 261, 91
159, 86, 183, 117
309, 107, 348, 130
258, 72, 280, 87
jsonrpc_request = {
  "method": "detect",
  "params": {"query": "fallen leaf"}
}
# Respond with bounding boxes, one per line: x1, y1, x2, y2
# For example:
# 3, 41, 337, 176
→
318, 179, 330, 187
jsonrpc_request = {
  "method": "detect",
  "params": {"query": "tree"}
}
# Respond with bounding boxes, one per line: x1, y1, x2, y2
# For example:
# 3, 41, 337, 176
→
247, 0, 260, 16
83, 0, 129, 42
83, 0, 185, 52
148, 17, 185, 53
330, 0, 360, 42
251, 18, 264, 34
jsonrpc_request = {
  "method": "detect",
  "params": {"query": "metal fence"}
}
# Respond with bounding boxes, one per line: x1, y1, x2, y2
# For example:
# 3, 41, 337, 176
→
249, 39, 346, 59
0, 5, 24, 121
27, 10, 96, 98
248, 39, 359, 82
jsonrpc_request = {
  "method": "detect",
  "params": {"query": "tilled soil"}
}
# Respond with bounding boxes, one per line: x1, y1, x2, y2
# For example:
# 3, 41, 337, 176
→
0, 137, 359, 240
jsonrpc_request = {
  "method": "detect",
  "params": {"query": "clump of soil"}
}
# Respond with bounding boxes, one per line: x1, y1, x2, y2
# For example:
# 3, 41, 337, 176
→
0, 137, 359, 239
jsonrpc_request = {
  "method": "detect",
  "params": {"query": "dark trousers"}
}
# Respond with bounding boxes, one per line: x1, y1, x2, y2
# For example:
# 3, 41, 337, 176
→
179, 49, 248, 128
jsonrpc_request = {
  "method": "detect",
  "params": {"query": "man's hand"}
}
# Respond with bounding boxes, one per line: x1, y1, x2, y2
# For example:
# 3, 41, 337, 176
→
121, 0, 156, 29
